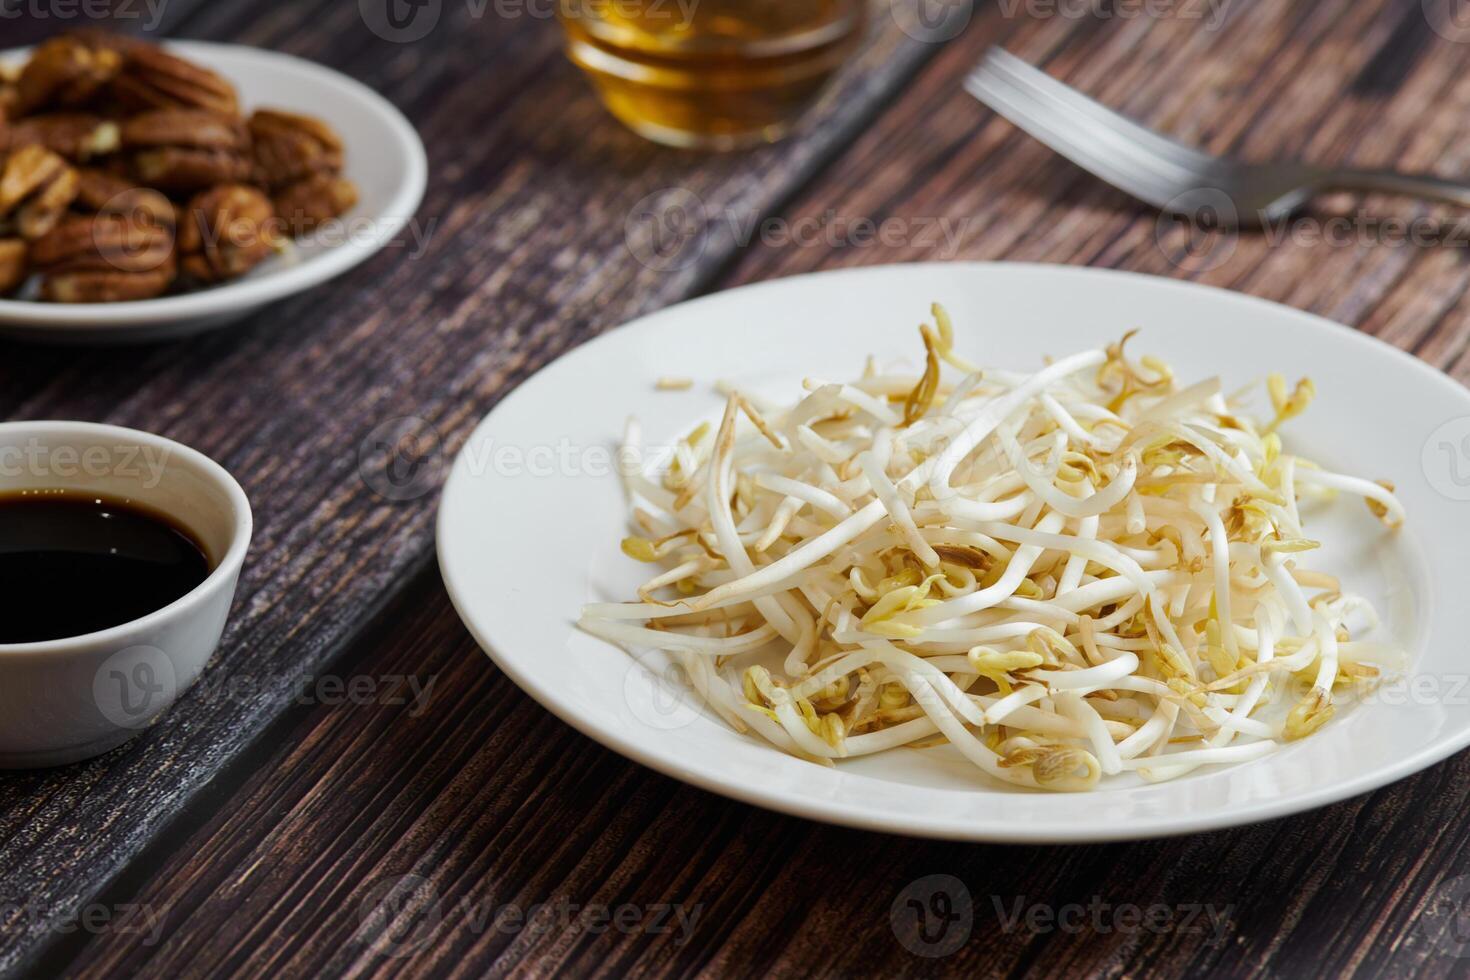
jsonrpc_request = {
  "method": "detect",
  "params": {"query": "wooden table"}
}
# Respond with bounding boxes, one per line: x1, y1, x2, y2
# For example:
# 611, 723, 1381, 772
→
5, 1, 1470, 976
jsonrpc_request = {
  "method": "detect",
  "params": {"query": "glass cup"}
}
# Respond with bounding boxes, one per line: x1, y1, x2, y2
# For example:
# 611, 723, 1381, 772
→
558, 0, 868, 151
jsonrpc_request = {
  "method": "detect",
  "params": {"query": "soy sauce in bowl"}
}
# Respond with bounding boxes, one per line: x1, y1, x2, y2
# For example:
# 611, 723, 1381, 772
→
0, 490, 211, 645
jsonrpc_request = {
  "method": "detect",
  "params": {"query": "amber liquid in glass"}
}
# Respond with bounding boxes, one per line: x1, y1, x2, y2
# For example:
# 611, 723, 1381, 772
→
560, 0, 867, 150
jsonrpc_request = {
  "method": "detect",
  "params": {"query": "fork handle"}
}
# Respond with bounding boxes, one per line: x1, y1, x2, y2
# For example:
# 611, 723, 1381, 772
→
1320, 169, 1470, 208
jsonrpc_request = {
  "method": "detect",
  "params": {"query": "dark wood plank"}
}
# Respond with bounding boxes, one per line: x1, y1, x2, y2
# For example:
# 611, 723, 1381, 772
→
31, 0, 1470, 978
49, 587, 1470, 980
729, 0, 1470, 385
0, 7, 936, 976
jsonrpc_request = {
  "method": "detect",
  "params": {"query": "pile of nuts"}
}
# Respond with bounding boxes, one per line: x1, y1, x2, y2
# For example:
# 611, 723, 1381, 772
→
0, 30, 358, 302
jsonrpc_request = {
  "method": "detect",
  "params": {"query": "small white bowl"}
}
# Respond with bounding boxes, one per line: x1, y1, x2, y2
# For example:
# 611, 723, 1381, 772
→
0, 41, 429, 344
0, 421, 252, 768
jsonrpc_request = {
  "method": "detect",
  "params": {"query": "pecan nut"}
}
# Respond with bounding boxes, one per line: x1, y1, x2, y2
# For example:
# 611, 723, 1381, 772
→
274, 173, 359, 236
32, 211, 176, 302
248, 109, 344, 189
0, 68, 18, 121
178, 184, 280, 283
74, 167, 177, 230
4, 113, 120, 163
112, 45, 239, 117
57, 29, 149, 54
14, 35, 123, 115
0, 30, 356, 303
0, 238, 26, 295
0, 145, 80, 239
122, 108, 253, 192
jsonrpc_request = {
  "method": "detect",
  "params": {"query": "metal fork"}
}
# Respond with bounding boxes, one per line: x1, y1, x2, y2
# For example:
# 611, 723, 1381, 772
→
965, 47, 1470, 228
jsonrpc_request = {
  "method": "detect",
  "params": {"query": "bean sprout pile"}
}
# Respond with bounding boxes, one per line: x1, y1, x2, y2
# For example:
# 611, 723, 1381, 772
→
578, 306, 1407, 791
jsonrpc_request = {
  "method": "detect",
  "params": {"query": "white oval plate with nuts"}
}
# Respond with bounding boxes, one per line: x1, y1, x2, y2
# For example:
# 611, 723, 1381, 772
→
0, 40, 427, 344
438, 263, 1470, 842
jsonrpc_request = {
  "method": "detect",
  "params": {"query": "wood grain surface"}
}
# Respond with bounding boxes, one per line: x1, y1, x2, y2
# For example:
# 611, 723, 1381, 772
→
7, 0, 1470, 977
0, 1, 932, 974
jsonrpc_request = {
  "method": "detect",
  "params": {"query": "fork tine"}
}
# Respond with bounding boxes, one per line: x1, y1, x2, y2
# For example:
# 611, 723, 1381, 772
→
979, 47, 1222, 174
965, 63, 1195, 211
969, 59, 1212, 194
967, 63, 1200, 190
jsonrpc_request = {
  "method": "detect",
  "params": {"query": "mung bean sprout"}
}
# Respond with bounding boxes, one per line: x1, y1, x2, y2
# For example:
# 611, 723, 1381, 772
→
578, 306, 1407, 791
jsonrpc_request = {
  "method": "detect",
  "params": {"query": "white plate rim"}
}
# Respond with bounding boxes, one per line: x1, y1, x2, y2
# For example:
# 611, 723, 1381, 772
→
438, 261, 1470, 842
0, 40, 429, 332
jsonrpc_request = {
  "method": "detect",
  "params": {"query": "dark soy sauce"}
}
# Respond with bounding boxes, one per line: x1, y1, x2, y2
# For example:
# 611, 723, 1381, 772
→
0, 491, 211, 644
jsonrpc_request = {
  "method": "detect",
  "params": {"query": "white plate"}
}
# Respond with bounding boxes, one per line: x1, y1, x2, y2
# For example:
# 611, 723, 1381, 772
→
0, 41, 428, 344
438, 263, 1468, 842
